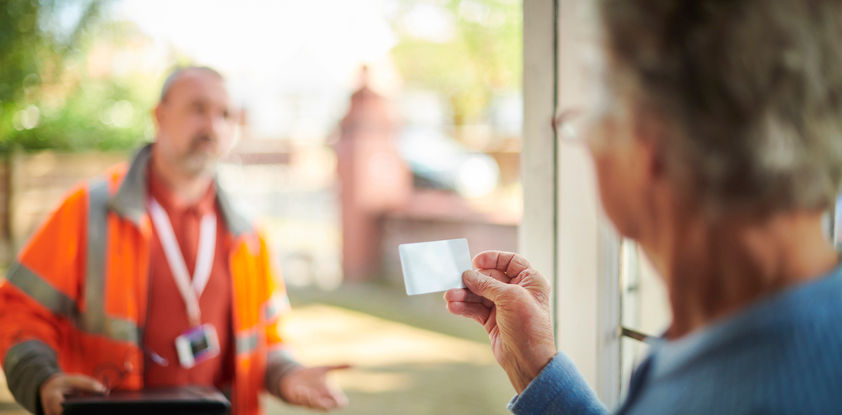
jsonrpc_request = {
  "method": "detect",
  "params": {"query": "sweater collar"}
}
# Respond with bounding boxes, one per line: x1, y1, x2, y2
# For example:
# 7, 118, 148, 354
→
647, 263, 842, 381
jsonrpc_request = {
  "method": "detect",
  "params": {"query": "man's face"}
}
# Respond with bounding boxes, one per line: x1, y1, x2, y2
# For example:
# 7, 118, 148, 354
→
154, 70, 236, 177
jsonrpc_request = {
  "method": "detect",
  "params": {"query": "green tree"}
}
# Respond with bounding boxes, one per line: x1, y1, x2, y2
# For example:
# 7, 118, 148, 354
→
1, 1, 103, 148
390, 0, 522, 126
0, 0, 155, 152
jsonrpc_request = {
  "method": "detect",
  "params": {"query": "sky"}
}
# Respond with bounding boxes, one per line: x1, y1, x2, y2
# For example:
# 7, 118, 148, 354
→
111, 0, 408, 141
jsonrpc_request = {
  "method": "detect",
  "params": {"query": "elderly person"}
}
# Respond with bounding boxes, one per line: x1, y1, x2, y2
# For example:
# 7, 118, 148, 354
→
446, 0, 842, 414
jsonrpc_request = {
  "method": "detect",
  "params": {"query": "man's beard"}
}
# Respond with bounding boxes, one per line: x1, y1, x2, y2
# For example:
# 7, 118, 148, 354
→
180, 133, 219, 177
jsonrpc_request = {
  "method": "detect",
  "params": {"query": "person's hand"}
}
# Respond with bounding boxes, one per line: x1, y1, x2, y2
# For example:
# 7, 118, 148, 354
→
39, 373, 106, 415
278, 364, 350, 411
444, 251, 556, 394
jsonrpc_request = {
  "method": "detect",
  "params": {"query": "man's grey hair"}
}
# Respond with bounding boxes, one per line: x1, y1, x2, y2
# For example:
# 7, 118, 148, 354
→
159, 66, 224, 102
599, 0, 842, 216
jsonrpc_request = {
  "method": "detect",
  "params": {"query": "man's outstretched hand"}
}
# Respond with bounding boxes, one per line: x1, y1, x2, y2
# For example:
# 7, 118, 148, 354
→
278, 364, 350, 411
444, 250, 556, 394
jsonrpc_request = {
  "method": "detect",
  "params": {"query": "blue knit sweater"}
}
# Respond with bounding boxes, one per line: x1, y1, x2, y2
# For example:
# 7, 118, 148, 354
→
509, 265, 842, 414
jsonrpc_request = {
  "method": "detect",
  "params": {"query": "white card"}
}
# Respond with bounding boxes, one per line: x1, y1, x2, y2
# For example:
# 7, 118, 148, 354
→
399, 238, 472, 295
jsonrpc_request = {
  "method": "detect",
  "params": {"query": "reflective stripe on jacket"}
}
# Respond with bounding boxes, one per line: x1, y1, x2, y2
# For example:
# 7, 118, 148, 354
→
0, 145, 291, 415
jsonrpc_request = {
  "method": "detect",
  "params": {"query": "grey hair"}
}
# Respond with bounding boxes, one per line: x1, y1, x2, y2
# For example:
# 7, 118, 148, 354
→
598, 0, 842, 216
159, 66, 224, 102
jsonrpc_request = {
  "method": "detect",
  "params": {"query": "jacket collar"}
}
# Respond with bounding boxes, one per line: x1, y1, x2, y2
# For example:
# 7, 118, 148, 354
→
109, 143, 253, 237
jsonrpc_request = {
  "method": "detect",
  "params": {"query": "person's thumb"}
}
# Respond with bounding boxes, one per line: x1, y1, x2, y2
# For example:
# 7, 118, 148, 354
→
462, 269, 509, 303
62, 375, 106, 394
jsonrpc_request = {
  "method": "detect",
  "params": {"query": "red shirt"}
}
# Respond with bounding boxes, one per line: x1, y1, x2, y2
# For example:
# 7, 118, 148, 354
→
142, 165, 235, 389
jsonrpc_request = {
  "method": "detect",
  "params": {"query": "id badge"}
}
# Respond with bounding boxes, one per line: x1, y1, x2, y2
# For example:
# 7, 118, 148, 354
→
175, 324, 220, 368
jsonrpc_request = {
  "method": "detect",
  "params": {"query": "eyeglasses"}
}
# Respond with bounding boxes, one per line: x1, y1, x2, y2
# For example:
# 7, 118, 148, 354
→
553, 108, 603, 145
553, 106, 623, 147
554, 109, 581, 141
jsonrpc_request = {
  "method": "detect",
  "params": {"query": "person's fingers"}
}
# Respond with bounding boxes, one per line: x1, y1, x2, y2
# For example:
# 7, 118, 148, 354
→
293, 386, 313, 408
503, 254, 533, 280
473, 251, 533, 280
446, 287, 494, 308
281, 366, 350, 411
317, 395, 341, 411
333, 390, 349, 408
446, 300, 491, 325
304, 384, 346, 411
44, 396, 63, 415
39, 376, 59, 415
320, 363, 352, 372
472, 250, 505, 270
324, 386, 348, 409
49, 401, 63, 415
62, 374, 107, 394
444, 288, 484, 303
478, 268, 511, 284
314, 398, 333, 411
314, 388, 346, 410
462, 269, 510, 303
300, 389, 317, 410
41, 374, 106, 415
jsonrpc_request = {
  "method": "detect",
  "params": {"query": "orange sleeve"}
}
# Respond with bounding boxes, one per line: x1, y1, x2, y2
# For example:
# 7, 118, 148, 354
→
256, 231, 291, 349
0, 184, 89, 412
255, 231, 303, 396
0, 183, 88, 361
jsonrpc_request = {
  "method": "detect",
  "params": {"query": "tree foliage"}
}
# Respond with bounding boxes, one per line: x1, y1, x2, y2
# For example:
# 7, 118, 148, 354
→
0, 0, 154, 152
390, 0, 522, 126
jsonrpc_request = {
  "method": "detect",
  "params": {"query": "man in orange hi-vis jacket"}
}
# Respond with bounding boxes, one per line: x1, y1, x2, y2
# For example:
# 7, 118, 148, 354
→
0, 66, 349, 415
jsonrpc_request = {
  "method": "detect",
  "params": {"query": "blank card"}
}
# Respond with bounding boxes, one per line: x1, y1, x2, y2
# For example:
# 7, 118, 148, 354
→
399, 238, 472, 295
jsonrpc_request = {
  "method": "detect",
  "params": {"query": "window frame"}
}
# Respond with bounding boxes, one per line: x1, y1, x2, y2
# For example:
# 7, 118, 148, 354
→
522, 0, 622, 407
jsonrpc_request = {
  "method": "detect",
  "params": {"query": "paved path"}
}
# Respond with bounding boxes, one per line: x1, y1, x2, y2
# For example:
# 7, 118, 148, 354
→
265, 304, 512, 415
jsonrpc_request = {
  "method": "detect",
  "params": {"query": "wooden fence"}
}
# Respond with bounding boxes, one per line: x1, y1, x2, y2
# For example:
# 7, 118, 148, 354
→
0, 149, 129, 263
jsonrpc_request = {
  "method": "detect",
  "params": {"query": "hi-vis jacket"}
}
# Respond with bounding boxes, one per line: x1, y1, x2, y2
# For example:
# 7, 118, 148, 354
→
0, 145, 294, 415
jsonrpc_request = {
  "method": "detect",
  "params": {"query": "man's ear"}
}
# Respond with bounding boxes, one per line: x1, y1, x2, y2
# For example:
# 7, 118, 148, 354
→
153, 103, 164, 126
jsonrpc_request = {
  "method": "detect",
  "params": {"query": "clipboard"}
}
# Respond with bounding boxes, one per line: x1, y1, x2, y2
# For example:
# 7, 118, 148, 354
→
62, 385, 230, 415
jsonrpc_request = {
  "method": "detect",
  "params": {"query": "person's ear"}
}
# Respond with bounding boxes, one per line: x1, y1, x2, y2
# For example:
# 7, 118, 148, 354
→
632, 107, 668, 186
153, 103, 165, 127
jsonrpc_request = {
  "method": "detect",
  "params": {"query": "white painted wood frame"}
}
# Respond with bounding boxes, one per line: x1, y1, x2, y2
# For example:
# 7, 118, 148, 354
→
521, 0, 622, 407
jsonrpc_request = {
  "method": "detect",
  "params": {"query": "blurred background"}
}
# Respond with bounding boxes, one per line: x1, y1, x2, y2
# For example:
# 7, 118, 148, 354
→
0, 0, 523, 413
